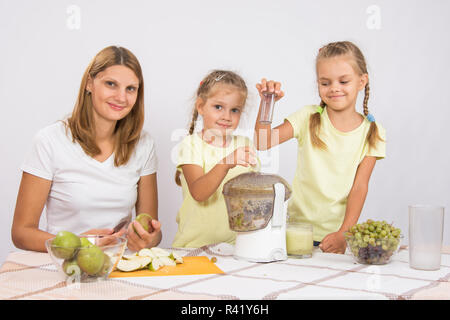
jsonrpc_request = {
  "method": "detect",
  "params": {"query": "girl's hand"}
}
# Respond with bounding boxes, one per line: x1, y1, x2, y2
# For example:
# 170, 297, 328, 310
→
256, 78, 285, 102
319, 232, 347, 254
221, 146, 257, 169
126, 219, 162, 252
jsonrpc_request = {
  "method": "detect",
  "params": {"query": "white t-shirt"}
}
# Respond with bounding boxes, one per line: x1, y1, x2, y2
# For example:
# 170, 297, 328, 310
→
21, 121, 158, 235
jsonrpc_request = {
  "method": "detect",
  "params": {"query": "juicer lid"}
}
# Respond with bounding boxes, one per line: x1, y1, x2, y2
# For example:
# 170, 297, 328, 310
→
222, 172, 292, 201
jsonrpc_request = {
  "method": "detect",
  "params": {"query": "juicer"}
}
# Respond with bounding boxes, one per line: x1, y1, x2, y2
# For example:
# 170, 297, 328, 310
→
222, 172, 292, 262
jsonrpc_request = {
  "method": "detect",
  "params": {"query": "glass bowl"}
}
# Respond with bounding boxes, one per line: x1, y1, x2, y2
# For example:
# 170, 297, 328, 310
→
345, 233, 402, 265
45, 234, 127, 282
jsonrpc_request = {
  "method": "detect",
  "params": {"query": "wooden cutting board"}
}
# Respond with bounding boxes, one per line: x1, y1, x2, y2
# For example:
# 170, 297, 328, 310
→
108, 256, 224, 278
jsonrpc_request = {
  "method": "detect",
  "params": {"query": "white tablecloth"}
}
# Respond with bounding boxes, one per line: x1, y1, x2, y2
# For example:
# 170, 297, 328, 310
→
1, 243, 449, 300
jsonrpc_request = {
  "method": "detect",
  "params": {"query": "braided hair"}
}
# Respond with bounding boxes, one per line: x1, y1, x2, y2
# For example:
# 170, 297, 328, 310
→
310, 41, 382, 150
174, 70, 248, 186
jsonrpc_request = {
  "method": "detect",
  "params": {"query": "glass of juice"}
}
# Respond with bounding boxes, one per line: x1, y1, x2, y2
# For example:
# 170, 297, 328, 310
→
286, 222, 313, 258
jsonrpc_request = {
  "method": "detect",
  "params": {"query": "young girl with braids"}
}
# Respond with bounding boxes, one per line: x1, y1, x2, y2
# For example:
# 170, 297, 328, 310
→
173, 70, 258, 248
254, 41, 385, 254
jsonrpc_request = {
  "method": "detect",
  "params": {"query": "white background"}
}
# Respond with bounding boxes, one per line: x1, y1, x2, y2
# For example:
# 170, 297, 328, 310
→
1, 0, 449, 264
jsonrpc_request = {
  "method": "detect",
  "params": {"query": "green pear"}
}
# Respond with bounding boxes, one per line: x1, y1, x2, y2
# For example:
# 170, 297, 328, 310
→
80, 237, 94, 248
76, 245, 105, 275
62, 258, 81, 276
134, 213, 153, 235
51, 231, 81, 260
96, 253, 112, 276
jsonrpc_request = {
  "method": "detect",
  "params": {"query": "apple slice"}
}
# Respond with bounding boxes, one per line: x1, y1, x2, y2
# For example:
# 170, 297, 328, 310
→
149, 258, 164, 271
136, 256, 152, 269
159, 256, 176, 266
150, 247, 170, 257
169, 252, 184, 264
117, 259, 141, 272
122, 253, 139, 260
138, 248, 156, 259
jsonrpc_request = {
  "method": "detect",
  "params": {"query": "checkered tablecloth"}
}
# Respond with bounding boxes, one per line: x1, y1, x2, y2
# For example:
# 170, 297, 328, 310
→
1, 243, 449, 300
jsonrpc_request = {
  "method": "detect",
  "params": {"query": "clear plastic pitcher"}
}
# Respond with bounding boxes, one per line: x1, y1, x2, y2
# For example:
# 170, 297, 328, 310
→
408, 205, 445, 270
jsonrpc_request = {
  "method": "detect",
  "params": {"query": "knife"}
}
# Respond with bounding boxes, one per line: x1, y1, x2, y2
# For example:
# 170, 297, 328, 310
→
113, 217, 131, 233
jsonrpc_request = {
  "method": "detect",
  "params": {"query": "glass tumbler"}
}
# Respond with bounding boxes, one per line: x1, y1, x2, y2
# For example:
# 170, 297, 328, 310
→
286, 222, 313, 258
259, 92, 276, 124
409, 205, 445, 270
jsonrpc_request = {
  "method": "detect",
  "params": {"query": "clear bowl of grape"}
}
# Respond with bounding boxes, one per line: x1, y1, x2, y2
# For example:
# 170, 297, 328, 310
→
344, 220, 402, 265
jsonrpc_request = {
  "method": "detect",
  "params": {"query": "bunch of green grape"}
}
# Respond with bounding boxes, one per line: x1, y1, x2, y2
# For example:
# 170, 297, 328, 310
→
344, 219, 402, 265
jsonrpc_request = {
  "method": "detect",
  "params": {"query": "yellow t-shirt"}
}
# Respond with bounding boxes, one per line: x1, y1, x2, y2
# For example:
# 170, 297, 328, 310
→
285, 105, 386, 241
173, 133, 259, 248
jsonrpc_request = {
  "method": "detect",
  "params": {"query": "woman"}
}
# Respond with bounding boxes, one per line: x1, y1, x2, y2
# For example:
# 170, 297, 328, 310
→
11, 46, 161, 252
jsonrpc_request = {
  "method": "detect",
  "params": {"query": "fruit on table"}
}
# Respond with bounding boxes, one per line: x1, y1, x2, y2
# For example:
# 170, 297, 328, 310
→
80, 237, 94, 248
116, 247, 185, 272
138, 248, 156, 259
159, 256, 176, 266
63, 258, 81, 276
117, 259, 142, 272
345, 219, 402, 264
51, 231, 82, 259
148, 258, 164, 271
134, 213, 154, 235
96, 253, 112, 276
170, 252, 184, 264
76, 245, 105, 275
151, 247, 170, 257
49, 231, 125, 279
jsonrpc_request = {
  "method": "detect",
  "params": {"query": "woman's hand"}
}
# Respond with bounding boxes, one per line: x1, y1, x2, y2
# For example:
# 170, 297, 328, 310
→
126, 219, 162, 252
319, 231, 347, 254
221, 146, 257, 169
256, 78, 285, 101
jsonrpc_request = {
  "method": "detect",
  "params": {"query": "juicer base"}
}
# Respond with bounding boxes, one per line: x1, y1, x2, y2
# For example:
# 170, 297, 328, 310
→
232, 248, 287, 263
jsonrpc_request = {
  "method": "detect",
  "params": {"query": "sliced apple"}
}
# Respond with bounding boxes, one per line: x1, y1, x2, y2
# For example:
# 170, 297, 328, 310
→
150, 247, 170, 257
136, 256, 152, 268
159, 256, 176, 266
138, 248, 156, 259
122, 253, 139, 260
149, 258, 164, 271
117, 259, 141, 272
169, 252, 184, 264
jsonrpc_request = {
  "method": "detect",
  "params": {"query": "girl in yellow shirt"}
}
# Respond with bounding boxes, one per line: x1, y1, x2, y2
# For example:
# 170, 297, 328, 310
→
173, 70, 258, 248
254, 41, 386, 254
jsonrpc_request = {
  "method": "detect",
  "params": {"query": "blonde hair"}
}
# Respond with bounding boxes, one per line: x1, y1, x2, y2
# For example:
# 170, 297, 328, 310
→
66, 46, 145, 167
310, 41, 383, 150
175, 70, 248, 186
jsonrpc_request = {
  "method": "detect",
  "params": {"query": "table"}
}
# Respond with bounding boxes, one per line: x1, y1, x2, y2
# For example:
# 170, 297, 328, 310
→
1, 243, 449, 300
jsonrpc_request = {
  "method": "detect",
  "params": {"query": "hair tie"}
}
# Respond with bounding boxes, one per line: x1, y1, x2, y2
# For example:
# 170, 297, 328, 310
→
366, 114, 375, 122
199, 81, 203, 86
316, 106, 324, 115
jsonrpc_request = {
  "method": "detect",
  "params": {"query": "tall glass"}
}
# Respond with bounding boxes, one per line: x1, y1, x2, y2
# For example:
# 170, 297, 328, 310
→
258, 92, 276, 124
408, 205, 445, 270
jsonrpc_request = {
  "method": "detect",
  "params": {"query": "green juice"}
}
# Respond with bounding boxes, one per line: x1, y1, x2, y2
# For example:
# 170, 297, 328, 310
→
286, 225, 313, 257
